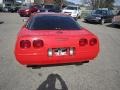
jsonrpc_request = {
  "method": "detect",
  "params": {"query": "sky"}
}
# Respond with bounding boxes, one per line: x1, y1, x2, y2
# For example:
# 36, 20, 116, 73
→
67, 0, 120, 5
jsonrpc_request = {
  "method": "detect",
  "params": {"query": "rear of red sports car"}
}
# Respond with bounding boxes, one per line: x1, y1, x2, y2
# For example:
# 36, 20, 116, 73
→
15, 13, 99, 65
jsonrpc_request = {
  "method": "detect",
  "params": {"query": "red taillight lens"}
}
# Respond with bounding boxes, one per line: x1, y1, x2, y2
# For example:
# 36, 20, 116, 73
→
89, 38, 97, 46
20, 40, 31, 48
79, 39, 88, 46
33, 40, 44, 48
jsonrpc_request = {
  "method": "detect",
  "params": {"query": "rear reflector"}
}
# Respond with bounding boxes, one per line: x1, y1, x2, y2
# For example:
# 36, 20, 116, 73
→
79, 39, 88, 46
20, 40, 31, 48
33, 40, 44, 48
89, 38, 97, 46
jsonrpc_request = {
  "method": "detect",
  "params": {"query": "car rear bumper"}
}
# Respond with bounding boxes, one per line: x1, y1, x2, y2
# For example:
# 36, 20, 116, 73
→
18, 11, 31, 17
15, 51, 98, 65
63, 13, 77, 19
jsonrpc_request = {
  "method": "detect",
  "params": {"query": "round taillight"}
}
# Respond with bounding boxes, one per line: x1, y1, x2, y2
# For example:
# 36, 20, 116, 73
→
89, 38, 97, 46
33, 40, 44, 48
20, 40, 31, 48
79, 39, 88, 46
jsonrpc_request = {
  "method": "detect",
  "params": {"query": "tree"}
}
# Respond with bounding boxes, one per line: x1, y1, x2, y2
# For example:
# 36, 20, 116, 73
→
34, 0, 43, 4
104, 0, 115, 8
34, 0, 65, 8
86, 0, 115, 9
54, 0, 64, 8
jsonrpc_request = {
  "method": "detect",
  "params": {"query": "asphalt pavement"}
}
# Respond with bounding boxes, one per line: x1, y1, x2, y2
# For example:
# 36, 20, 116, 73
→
0, 13, 120, 90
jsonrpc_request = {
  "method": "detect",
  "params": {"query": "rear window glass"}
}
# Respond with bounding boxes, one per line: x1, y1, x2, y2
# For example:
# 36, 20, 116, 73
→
66, 6, 77, 10
26, 15, 81, 30
44, 5, 54, 10
93, 10, 107, 15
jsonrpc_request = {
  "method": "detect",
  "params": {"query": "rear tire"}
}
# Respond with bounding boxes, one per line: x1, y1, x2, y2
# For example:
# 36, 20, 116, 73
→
84, 19, 88, 23
78, 15, 81, 19
19, 14, 23, 17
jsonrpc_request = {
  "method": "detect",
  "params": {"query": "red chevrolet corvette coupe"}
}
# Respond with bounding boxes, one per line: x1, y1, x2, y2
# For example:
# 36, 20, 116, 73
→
15, 13, 99, 65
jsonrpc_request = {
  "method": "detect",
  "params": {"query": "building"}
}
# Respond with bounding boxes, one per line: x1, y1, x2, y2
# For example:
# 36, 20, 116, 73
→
0, 0, 14, 7
24, 0, 34, 3
0, 0, 35, 7
44, 0, 54, 4
0, 0, 61, 7
23, 0, 54, 4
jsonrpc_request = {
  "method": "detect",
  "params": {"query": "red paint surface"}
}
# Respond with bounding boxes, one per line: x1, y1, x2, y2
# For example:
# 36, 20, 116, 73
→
14, 14, 99, 65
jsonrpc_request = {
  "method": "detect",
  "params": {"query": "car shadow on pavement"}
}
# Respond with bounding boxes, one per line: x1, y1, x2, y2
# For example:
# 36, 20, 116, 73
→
82, 20, 99, 25
37, 74, 68, 90
106, 24, 120, 29
27, 61, 89, 69
0, 21, 4, 24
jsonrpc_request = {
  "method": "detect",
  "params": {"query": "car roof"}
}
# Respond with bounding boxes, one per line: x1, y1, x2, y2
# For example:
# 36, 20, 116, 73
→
97, 8, 112, 11
32, 12, 70, 17
67, 5, 79, 7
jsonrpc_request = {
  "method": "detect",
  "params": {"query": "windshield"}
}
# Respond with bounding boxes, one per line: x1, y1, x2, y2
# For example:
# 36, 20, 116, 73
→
93, 10, 107, 15
20, 5, 31, 9
66, 6, 77, 10
27, 15, 81, 30
44, 5, 54, 9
